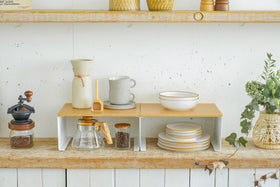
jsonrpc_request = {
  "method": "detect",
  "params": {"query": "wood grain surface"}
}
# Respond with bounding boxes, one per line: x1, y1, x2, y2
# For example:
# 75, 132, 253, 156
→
0, 10, 280, 23
58, 103, 222, 117
140, 103, 222, 117
58, 103, 140, 117
0, 138, 279, 169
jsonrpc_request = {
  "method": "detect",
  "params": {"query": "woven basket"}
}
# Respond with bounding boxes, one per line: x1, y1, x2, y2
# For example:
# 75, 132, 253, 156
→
253, 112, 280, 149
109, 0, 140, 11
146, 0, 174, 11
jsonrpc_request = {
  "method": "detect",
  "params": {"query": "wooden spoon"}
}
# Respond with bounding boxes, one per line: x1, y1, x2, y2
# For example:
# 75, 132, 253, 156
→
91, 80, 104, 112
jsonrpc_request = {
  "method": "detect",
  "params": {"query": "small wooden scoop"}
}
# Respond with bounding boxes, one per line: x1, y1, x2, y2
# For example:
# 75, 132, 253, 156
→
91, 80, 104, 112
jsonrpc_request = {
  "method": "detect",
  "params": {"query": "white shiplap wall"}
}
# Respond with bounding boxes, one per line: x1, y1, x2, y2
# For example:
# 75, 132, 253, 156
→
0, 168, 279, 187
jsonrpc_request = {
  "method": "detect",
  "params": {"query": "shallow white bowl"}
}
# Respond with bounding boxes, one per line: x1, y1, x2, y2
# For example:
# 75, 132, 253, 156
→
159, 91, 199, 101
159, 97, 199, 111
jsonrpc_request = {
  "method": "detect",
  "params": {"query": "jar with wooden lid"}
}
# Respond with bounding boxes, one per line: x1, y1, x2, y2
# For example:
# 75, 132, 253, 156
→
115, 123, 131, 150
9, 122, 34, 149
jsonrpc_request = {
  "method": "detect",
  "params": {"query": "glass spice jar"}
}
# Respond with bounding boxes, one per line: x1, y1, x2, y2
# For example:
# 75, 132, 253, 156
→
115, 123, 131, 150
8, 122, 34, 149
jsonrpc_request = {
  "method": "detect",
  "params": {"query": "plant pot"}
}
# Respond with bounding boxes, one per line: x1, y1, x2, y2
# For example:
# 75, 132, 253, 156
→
253, 112, 280, 149
146, 0, 174, 11
109, 0, 140, 11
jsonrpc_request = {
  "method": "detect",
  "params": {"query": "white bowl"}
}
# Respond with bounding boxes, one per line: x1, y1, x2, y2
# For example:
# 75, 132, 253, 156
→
159, 97, 199, 111
159, 91, 199, 101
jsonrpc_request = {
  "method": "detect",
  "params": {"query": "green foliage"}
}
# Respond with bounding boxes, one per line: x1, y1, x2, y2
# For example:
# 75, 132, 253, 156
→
225, 133, 236, 145
270, 173, 278, 179
221, 160, 229, 166
238, 137, 248, 147
226, 53, 280, 148
225, 133, 247, 149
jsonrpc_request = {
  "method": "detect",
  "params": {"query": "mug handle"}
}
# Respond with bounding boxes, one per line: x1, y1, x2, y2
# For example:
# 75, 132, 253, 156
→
130, 79, 136, 88
130, 93, 135, 102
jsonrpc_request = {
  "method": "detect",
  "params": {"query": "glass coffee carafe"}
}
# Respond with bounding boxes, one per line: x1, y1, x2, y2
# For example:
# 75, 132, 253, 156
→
72, 116, 113, 150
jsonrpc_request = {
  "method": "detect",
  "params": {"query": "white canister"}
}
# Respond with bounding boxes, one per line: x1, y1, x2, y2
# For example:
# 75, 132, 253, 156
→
71, 59, 93, 108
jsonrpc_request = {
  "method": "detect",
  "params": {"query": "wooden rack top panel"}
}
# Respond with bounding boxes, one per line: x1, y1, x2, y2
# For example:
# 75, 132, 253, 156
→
58, 103, 141, 117
140, 103, 222, 117
0, 138, 278, 169
57, 103, 222, 117
0, 10, 280, 23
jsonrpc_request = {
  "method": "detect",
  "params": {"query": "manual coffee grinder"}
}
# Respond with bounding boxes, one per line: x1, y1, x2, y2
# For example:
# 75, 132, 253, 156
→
7, 91, 35, 149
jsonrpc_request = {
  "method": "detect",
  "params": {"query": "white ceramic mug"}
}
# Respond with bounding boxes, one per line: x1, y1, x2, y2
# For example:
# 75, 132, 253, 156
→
109, 76, 136, 105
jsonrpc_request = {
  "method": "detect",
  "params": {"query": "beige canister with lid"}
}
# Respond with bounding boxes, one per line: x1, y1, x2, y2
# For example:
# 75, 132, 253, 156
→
71, 59, 93, 108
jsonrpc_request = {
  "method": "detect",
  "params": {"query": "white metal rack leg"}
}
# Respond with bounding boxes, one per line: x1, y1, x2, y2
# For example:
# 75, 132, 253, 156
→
211, 117, 222, 152
57, 116, 72, 151
134, 117, 140, 152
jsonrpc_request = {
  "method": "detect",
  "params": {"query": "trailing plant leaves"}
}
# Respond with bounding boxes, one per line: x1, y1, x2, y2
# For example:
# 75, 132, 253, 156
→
238, 137, 248, 147
254, 180, 261, 187
270, 173, 278, 180
260, 175, 267, 182
204, 166, 213, 175
241, 109, 255, 120
220, 160, 229, 166
240, 120, 252, 134
225, 133, 237, 145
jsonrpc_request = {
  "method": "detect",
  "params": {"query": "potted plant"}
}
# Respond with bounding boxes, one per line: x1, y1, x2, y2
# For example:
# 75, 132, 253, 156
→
226, 53, 280, 149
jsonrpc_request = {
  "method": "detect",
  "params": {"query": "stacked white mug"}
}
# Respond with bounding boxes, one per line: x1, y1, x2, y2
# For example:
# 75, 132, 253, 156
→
104, 76, 136, 110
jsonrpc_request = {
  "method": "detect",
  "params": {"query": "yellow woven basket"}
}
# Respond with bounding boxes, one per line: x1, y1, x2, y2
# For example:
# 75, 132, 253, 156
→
253, 112, 280, 149
109, 0, 140, 11
146, 0, 174, 11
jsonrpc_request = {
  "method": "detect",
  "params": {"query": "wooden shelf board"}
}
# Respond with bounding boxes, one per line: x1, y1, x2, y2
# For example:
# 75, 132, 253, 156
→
57, 103, 222, 117
0, 10, 280, 23
58, 103, 140, 117
0, 138, 279, 169
140, 103, 222, 117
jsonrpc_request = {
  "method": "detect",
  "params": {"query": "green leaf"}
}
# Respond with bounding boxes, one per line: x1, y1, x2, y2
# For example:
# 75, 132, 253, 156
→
241, 109, 255, 120
240, 120, 252, 134
238, 137, 248, 147
204, 166, 213, 175
270, 173, 278, 180
263, 87, 271, 97
220, 160, 229, 166
225, 133, 237, 145
274, 86, 280, 98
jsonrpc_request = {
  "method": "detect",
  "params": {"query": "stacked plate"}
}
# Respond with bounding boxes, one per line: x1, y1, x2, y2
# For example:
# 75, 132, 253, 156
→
157, 122, 210, 152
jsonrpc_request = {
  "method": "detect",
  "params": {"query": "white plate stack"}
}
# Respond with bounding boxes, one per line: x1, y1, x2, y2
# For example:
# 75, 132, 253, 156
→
157, 122, 210, 152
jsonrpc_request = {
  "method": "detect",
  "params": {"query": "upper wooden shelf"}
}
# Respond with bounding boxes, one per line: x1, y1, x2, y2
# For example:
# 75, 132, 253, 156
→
0, 10, 280, 23
57, 103, 222, 117
0, 138, 279, 169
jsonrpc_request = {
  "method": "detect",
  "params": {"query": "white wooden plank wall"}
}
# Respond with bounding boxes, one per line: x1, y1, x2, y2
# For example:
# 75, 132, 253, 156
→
0, 169, 279, 187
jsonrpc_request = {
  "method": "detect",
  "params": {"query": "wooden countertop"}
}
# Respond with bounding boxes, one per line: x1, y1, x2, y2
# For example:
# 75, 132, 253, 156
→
0, 138, 279, 169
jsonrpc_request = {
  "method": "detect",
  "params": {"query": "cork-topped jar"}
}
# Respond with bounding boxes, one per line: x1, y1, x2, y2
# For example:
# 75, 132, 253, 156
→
9, 122, 34, 149
215, 0, 229, 11
115, 123, 131, 150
